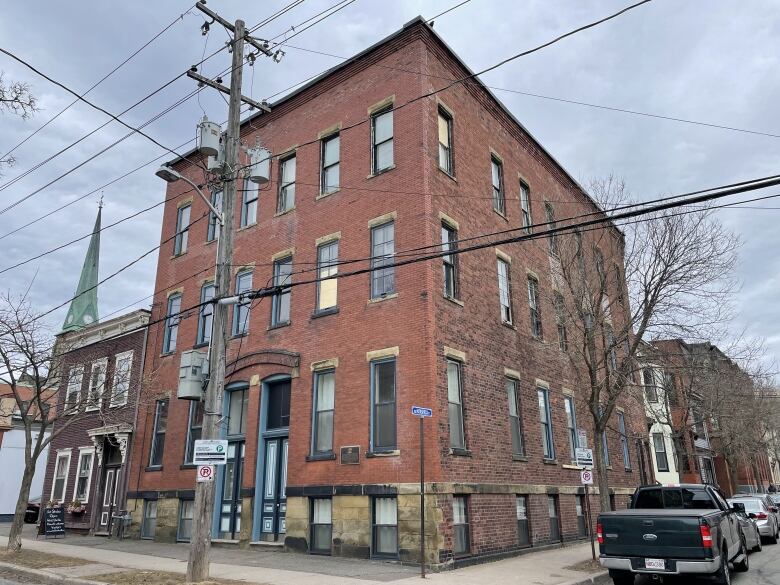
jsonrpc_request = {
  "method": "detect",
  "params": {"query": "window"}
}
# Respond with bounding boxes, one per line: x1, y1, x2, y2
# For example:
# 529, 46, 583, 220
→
564, 395, 577, 460
310, 498, 332, 554
600, 407, 610, 467
618, 411, 631, 469
576, 495, 587, 537
241, 178, 258, 227
491, 157, 505, 214
554, 292, 568, 351
594, 248, 605, 283
321, 134, 340, 194
141, 500, 157, 539
520, 181, 532, 232
312, 370, 335, 455
149, 399, 168, 467
197, 283, 216, 345
438, 108, 453, 174
174, 204, 190, 255
453, 496, 470, 556
177, 500, 194, 542
507, 378, 524, 456
372, 497, 397, 557
441, 223, 459, 299
516, 496, 531, 546
605, 325, 618, 371
653, 433, 669, 472
614, 263, 625, 304
527, 276, 542, 339
548, 495, 561, 542
497, 258, 513, 324
65, 366, 84, 413
50, 451, 71, 503
227, 388, 249, 436
316, 241, 338, 312
110, 351, 133, 407
538, 387, 554, 460
642, 368, 658, 403
371, 107, 393, 173
74, 449, 94, 503
163, 293, 181, 353
278, 154, 296, 213
447, 360, 465, 450
371, 359, 396, 452
184, 401, 204, 463
206, 190, 222, 242
544, 202, 558, 257
271, 257, 292, 326
266, 380, 290, 430
86, 359, 107, 411
233, 271, 252, 335
370, 222, 395, 299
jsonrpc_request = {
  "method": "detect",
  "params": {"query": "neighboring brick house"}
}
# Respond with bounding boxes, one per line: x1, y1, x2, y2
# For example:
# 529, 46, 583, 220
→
128, 17, 646, 566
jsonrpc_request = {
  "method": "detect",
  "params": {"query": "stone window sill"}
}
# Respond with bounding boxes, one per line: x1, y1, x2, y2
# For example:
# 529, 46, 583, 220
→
512, 454, 528, 462
542, 459, 559, 466
502, 321, 517, 331
238, 222, 257, 232
311, 307, 339, 319
274, 207, 296, 218
450, 448, 471, 457
444, 295, 464, 307
180, 463, 196, 470
562, 464, 581, 470
170, 252, 188, 260
145, 466, 163, 472
193, 342, 209, 349
306, 453, 337, 462
267, 322, 291, 331
316, 189, 341, 200
438, 167, 457, 182
368, 293, 398, 304
493, 208, 508, 222
367, 165, 396, 180
366, 449, 400, 458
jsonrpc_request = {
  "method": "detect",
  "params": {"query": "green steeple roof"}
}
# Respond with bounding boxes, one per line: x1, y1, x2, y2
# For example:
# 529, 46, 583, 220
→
62, 207, 101, 331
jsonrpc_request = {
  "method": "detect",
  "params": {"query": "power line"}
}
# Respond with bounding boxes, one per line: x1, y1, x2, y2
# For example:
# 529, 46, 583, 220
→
427, 0, 473, 22
0, 5, 195, 163
267, 0, 358, 48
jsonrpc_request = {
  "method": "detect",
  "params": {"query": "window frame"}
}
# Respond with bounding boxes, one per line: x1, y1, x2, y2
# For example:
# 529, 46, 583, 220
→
441, 223, 459, 300
320, 133, 340, 195
241, 178, 258, 227
177, 499, 194, 542
141, 500, 157, 539
174, 203, 191, 256
527, 275, 542, 339
271, 257, 292, 327
370, 358, 397, 453
437, 107, 454, 175
74, 447, 95, 503
447, 359, 466, 451
206, 190, 222, 242
370, 221, 395, 299
277, 153, 297, 213
538, 387, 554, 460
371, 107, 394, 174
50, 450, 72, 504
516, 495, 531, 547
642, 368, 659, 403
85, 358, 107, 412
554, 292, 568, 351
65, 366, 84, 414
497, 257, 513, 325
184, 400, 204, 464
371, 496, 398, 558
232, 270, 253, 336
163, 293, 182, 354
618, 411, 631, 470
576, 494, 587, 537
507, 377, 525, 457
491, 156, 505, 215
310, 497, 333, 555
149, 399, 169, 468
653, 432, 669, 472
548, 494, 561, 543
600, 406, 611, 467
564, 395, 578, 461
519, 180, 532, 232
544, 202, 559, 257
311, 369, 336, 456
452, 495, 470, 556
316, 241, 339, 313
196, 283, 216, 346
109, 350, 133, 408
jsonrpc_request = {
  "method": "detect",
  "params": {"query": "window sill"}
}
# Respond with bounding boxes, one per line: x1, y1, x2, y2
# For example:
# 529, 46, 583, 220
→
493, 209, 508, 222
316, 189, 340, 200
237, 222, 257, 232
145, 466, 163, 472
231, 332, 249, 339
438, 167, 457, 182
366, 165, 396, 180
311, 307, 339, 319
171, 252, 188, 260
193, 342, 209, 349
267, 321, 291, 331
366, 449, 400, 458
449, 448, 471, 457
109, 402, 128, 409
444, 295, 464, 307
180, 463, 196, 470
85, 407, 99, 413
542, 459, 559, 466
205, 239, 216, 246
501, 321, 517, 331
624, 467, 633, 473
306, 453, 337, 462
274, 207, 296, 218
562, 464, 581, 470
159, 351, 175, 358
367, 293, 398, 304
512, 454, 528, 462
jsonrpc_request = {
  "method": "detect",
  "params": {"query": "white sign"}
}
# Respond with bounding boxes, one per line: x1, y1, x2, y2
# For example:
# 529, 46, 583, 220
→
193, 439, 228, 465
576, 447, 594, 469
581, 469, 594, 485
197, 465, 215, 482
577, 429, 587, 448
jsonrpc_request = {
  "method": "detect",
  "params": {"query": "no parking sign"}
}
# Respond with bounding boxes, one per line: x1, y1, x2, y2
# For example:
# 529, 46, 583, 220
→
197, 465, 215, 482
581, 469, 594, 485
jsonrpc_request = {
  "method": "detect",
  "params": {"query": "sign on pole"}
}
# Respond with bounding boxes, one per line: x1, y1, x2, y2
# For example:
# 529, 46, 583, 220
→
197, 465, 215, 482
577, 429, 587, 449
575, 447, 594, 470
412, 406, 433, 418
192, 439, 228, 465
581, 469, 594, 485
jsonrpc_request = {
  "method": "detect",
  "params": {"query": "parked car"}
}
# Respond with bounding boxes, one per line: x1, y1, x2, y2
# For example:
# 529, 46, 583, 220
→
598, 484, 749, 585
24, 497, 40, 524
729, 496, 778, 543
732, 494, 780, 536
728, 500, 763, 552
769, 493, 780, 506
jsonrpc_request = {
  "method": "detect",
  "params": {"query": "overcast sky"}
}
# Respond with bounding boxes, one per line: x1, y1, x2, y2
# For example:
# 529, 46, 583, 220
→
1, 0, 778, 367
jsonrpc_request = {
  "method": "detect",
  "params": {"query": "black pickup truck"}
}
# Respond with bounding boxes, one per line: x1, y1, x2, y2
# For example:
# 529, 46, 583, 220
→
598, 484, 749, 585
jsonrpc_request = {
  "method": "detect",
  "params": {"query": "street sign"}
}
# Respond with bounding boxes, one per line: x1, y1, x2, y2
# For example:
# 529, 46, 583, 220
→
192, 439, 228, 465
196, 465, 215, 482
576, 447, 594, 469
412, 406, 433, 417
581, 469, 594, 485
577, 429, 587, 448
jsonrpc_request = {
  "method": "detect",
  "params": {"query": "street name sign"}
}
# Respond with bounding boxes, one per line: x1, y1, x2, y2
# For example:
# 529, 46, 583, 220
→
192, 439, 228, 465
575, 447, 594, 469
412, 406, 432, 417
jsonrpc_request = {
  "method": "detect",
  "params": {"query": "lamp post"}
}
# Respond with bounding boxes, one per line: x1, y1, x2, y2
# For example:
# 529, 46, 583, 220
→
155, 166, 223, 223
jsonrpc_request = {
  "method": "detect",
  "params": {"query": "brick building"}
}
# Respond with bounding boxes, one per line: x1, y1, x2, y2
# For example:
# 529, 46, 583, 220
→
128, 18, 645, 566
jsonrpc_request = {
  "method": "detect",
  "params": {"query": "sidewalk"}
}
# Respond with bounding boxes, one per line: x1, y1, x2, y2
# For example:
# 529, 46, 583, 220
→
0, 524, 607, 585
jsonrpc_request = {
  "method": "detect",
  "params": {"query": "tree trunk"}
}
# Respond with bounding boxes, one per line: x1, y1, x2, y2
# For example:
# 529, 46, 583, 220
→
7, 461, 36, 552
594, 426, 611, 512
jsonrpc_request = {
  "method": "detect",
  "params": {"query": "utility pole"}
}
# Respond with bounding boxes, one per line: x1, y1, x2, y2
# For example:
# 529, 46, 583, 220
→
186, 3, 278, 581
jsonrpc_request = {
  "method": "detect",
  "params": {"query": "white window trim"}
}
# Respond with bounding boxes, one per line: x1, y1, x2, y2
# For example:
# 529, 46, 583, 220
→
110, 350, 134, 408
65, 366, 84, 415
50, 449, 72, 504
85, 358, 108, 412
74, 447, 95, 503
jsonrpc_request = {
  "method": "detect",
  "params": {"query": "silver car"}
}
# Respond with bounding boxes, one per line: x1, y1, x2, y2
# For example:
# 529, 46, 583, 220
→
731, 497, 779, 543
728, 499, 764, 552
734, 493, 780, 531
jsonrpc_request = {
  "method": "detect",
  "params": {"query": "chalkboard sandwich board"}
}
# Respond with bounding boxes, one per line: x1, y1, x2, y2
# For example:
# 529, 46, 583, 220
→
43, 506, 65, 538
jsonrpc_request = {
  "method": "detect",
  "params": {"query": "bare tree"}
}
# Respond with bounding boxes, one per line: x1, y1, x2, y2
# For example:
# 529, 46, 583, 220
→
0, 71, 38, 170
551, 176, 740, 510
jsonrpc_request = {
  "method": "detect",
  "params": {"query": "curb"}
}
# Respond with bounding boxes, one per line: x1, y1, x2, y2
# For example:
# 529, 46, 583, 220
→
0, 560, 109, 585
563, 571, 611, 585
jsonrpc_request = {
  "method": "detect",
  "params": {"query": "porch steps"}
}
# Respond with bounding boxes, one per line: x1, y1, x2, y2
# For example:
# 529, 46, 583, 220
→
250, 540, 285, 552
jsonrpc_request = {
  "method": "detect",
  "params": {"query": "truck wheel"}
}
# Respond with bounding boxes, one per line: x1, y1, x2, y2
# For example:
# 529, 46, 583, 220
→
733, 536, 749, 572
608, 569, 634, 585
713, 547, 731, 585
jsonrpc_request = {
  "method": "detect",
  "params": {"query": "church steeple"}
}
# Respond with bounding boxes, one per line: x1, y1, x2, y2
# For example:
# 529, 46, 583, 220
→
62, 206, 101, 331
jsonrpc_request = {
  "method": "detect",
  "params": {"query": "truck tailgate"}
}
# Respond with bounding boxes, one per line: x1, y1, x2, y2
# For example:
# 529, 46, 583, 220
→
600, 510, 709, 559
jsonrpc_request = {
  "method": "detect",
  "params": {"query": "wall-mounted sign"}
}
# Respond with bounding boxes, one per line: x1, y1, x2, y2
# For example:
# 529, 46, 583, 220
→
340, 445, 360, 465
